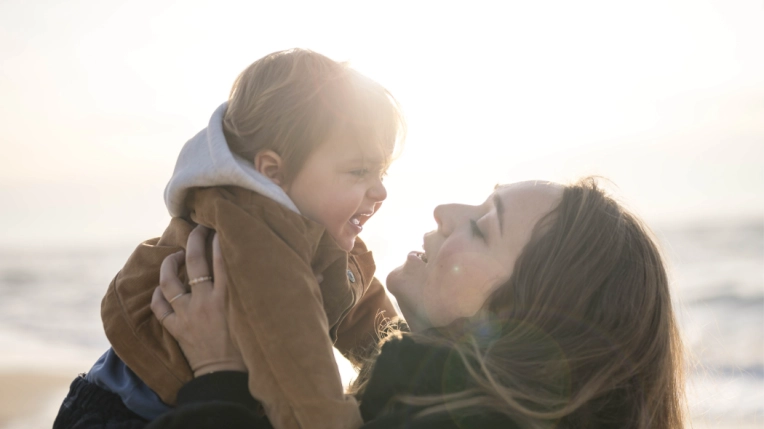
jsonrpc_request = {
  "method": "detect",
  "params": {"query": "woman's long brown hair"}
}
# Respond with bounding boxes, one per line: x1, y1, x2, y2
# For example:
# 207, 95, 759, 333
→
356, 178, 685, 429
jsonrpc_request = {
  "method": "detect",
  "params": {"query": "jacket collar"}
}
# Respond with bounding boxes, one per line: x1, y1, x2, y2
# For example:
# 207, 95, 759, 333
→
359, 334, 517, 428
360, 334, 469, 420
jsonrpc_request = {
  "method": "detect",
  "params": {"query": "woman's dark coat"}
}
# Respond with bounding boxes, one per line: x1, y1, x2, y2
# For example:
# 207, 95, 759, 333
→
147, 334, 518, 429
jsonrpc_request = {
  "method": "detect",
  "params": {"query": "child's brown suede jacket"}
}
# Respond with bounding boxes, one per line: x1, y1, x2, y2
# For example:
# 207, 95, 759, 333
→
101, 186, 396, 429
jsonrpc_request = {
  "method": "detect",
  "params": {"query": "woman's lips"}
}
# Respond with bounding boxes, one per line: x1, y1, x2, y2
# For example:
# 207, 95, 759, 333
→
407, 251, 428, 264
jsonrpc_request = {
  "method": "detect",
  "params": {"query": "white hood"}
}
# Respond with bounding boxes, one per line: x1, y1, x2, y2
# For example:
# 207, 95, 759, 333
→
164, 102, 300, 217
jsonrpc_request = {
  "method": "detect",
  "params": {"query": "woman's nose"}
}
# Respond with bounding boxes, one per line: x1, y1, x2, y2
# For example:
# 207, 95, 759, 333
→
434, 203, 470, 235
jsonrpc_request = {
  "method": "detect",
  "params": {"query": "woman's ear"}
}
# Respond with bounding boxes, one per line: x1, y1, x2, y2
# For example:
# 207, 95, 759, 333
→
254, 150, 285, 186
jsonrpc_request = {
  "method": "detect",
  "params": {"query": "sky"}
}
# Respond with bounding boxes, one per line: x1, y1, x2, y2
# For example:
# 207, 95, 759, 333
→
1, 0, 762, 277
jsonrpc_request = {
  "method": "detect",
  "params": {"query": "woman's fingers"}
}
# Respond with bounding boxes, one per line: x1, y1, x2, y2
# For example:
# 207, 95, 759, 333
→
211, 233, 228, 297
159, 250, 189, 303
152, 229, 246, 377
186, 225, 214, 292
151, 286, 177, 333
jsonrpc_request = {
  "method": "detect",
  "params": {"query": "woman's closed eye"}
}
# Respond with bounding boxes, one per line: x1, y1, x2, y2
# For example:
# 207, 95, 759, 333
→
470, 219, 485, 240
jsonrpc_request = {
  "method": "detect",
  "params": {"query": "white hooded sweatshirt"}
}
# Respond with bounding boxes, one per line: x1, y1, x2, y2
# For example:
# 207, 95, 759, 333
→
164, 102, 299, 216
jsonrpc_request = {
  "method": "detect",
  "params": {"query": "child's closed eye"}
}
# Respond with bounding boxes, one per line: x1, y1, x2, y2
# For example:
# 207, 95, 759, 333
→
350, 168, 369, 178
350, 166, 388, 181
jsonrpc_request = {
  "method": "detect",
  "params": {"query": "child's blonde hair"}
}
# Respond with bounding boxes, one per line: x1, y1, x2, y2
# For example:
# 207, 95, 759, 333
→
224, 48, 405, 183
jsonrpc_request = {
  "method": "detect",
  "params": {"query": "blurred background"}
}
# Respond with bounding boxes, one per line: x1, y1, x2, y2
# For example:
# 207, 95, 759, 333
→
0, 0, 761, 427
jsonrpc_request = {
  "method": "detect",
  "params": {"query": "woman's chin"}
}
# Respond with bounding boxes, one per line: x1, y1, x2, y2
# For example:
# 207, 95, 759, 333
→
388, 252, 425, 285
385, 265, 404, 295
386, 262, 419, 295
387, 272, 424, 331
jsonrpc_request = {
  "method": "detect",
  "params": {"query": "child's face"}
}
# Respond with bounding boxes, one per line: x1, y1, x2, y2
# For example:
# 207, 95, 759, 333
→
285, 136, 390, 252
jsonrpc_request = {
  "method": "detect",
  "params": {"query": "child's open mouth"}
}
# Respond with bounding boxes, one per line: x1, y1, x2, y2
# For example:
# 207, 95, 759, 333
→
350, 213, 373, 227
349, 213, 371, 233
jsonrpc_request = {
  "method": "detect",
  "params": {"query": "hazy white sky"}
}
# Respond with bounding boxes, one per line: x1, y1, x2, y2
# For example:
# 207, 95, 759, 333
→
1, 0, 762, 277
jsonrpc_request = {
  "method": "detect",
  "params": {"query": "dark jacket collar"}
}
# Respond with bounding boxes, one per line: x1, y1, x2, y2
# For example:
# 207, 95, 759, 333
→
359, 334, 518, 429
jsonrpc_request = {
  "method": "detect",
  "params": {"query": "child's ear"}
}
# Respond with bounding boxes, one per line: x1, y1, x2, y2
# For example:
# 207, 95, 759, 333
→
254, 150, 285, 186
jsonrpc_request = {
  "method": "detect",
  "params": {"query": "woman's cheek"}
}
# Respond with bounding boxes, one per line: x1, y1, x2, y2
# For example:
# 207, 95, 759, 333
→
435, 256, 497, 318
431, 253, 471, 292
418, 277, 454, 327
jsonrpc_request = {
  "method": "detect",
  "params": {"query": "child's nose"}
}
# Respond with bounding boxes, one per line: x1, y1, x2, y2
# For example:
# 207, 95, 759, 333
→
368, 179, 387, 202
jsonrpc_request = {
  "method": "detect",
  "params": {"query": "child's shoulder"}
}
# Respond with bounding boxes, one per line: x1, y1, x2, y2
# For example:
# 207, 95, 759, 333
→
190, 186, 295, 216
189, 186, 329, 248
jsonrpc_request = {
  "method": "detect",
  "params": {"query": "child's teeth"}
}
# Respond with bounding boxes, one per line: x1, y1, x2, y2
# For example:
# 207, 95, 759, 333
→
351, 218, 360, 225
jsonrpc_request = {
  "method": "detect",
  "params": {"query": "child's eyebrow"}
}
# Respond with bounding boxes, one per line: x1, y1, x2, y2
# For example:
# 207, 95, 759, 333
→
344, 155, 385, 165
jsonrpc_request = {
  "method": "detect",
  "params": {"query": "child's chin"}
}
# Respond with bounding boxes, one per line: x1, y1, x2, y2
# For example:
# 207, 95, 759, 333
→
340, 236, 356, 252
329, 231, 356, 252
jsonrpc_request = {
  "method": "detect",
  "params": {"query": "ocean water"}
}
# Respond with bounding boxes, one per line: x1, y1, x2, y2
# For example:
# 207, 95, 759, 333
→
0, 220, 761, 425
658, 221, 764, 425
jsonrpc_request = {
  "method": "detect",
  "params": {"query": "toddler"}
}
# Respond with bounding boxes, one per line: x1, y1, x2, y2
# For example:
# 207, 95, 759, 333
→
53, 49, 404, 429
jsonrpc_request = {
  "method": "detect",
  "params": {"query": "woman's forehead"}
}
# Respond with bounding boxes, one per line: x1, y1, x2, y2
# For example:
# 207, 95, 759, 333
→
491, 181, 563, 223
493, 181, 563, 200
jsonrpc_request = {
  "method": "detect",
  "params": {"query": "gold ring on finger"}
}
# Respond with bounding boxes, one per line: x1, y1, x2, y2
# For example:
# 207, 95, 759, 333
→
188, 276, 213, 286
169, 292, 187, 304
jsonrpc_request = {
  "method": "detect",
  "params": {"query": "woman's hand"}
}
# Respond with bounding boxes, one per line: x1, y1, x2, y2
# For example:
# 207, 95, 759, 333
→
150, 225, 246, 377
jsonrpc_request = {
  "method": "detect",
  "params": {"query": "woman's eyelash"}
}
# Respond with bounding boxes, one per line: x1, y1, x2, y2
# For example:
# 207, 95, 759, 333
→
470, 220, 485, 240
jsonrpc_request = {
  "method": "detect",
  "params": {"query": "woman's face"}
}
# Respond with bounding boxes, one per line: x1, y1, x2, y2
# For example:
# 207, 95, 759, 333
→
387, 181, 562, 332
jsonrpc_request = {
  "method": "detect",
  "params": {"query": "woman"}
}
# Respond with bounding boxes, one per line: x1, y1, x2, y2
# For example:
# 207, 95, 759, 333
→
147, 178, 686, 429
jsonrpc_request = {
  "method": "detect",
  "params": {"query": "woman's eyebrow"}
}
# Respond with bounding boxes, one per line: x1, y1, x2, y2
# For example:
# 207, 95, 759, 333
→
493, 193, 505, 236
